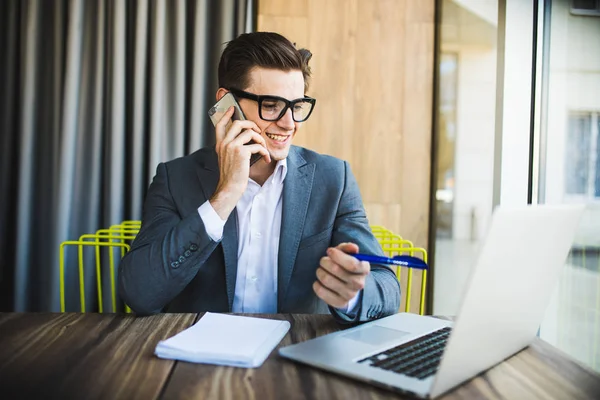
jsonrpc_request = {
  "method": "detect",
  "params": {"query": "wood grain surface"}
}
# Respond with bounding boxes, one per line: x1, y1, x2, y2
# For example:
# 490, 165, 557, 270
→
0, 312, 195, 400
442, 339, 600, 400
1, 313, 599, 399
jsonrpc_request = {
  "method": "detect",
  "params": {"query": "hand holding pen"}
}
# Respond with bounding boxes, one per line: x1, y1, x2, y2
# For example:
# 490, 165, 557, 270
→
313, 243, 369, 309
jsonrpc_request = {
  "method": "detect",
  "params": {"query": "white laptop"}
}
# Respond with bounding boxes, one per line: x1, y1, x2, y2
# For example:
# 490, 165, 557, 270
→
279, 204, 584, 398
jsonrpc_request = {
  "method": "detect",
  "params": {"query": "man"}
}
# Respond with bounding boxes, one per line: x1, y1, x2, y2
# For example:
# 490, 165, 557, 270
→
118, 32, 400, 323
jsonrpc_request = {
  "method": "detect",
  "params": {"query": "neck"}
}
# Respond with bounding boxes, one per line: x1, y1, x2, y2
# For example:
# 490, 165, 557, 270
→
249, 157, 278, 186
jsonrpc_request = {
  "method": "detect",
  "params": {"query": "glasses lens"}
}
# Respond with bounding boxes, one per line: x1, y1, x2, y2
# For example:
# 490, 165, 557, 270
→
259, 97, 314, 122
260, 98, 286, 121
292, 101, 314, 121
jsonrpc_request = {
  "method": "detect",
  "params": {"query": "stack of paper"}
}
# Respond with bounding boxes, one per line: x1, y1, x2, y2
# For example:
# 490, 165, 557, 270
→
155, 312, 291, 368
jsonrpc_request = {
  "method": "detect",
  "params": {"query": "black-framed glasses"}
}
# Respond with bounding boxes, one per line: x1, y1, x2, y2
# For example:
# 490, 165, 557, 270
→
228, 88, 316, 122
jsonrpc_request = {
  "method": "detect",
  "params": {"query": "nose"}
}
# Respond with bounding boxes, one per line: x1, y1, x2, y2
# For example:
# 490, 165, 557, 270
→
276, 107, 295, 131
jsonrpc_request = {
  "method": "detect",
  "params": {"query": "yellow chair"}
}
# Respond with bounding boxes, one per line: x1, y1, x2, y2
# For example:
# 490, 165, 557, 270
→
59, 220, 141, 313
370, 225, 428, 315
61, 221, 426, 315
370, 225, 400, 240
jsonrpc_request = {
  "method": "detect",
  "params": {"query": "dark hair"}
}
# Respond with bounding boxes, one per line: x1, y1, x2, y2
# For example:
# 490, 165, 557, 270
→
218, 32, 313, 94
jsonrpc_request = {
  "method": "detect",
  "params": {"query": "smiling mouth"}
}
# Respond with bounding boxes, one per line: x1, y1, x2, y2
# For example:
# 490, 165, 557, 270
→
266, 133, 289, 142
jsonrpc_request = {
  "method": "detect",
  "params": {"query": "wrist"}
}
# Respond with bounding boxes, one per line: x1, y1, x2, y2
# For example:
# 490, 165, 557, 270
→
209, 186, 242, 220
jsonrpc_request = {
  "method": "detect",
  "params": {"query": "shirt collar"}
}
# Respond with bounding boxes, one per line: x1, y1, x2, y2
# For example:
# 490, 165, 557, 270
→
274, 158, 288, 185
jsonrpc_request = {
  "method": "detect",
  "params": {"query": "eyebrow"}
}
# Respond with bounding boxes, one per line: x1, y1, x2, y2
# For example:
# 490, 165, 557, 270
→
251, 92, 305, 101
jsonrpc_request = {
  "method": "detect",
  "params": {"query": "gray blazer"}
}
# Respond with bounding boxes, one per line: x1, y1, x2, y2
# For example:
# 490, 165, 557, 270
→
118, 146, 400, 322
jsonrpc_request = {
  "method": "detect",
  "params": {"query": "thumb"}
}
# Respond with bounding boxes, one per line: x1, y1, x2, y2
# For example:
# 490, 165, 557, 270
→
335, 242, 359, 254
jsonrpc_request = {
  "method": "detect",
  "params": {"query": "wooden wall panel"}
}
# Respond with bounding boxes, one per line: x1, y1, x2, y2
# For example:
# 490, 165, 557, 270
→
258, 0, 308, 17
257, 0, 434, 250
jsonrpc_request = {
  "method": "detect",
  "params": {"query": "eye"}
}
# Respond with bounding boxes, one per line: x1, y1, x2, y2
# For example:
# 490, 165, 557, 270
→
262, 102, 278, 111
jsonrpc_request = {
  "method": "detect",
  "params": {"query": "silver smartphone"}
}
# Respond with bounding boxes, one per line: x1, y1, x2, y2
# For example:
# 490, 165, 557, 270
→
208, 92, 263, 166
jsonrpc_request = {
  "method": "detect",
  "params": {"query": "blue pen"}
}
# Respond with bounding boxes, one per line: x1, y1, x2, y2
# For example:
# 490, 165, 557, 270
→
353, 253, 428, 270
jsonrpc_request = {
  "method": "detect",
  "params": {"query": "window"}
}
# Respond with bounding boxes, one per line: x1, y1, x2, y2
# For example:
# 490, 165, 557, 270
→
565, 112, 600, 198
539, 0, 600, 374
571, 0, 600, 16
435, 53, 458, 239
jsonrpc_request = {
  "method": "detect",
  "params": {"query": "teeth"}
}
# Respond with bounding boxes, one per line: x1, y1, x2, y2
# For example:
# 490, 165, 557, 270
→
267, 133, 287, 142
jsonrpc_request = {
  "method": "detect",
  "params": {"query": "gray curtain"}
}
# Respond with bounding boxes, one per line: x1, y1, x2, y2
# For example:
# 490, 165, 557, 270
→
0, 0, 256, 312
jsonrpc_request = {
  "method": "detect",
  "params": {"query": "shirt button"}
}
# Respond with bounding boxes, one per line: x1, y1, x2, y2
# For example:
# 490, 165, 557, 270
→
190, 244, 198, 251
251, 276, 258, 282
184, 250, 192, 257
254, 231, 262, 238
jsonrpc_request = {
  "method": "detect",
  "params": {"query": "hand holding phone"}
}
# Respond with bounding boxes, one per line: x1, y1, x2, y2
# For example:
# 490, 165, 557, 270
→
209, 93, 265, 166
207, 93, 271, 221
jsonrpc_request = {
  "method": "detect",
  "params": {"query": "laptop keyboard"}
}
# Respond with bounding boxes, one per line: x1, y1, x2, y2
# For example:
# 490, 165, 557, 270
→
357, 327, 452, 380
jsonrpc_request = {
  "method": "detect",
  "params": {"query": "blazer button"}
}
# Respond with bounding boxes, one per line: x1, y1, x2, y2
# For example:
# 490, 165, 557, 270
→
171, 261, 180, 268
184, 250, 192, 257
178, 255, 186, 263
190, 244, 198, 251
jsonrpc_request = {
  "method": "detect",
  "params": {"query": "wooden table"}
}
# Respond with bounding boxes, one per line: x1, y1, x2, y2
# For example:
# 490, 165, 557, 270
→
0, 313, 599, 399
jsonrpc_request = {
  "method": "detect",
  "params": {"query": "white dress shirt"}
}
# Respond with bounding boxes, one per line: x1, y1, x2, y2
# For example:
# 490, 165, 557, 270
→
198, 159, 360, 314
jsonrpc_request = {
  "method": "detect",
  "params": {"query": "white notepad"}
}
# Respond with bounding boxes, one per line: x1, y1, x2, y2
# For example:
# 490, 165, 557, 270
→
155, 312, 291, 368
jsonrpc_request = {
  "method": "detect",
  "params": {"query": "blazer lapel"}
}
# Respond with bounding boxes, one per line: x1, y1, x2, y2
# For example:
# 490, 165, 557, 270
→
278, 147, 315, 309
195, 148, 238, 311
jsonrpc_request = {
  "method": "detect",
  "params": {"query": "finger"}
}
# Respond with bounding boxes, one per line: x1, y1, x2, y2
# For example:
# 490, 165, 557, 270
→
230, 119, 262, 136
326, 247, 370, 274
249, 130, 268, 148
230, 129, 267, 149
319, 256, 353, 283
243, 144, 271, 163
319, 257, 369, 293
316, 267, 362, 299
220, 120, 262, 146
312, 281, 349, 309
214, 106, 235, 145
335, 242, 359, 254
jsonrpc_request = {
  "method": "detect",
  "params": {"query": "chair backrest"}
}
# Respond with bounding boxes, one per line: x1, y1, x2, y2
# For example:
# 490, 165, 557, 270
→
61, 221, 427, 314
59, 220, 141, 313
370, 225, 428, 315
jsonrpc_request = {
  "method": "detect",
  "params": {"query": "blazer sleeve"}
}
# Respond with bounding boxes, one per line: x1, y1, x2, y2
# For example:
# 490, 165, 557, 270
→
328, 161, 401, 323
118, 162, 220, 314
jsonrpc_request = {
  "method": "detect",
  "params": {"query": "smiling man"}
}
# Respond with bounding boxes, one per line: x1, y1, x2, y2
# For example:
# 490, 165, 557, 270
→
118, 32, 400, 322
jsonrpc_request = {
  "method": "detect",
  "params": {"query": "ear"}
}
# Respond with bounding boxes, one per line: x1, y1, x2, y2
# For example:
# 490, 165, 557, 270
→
216, 88, 229, 102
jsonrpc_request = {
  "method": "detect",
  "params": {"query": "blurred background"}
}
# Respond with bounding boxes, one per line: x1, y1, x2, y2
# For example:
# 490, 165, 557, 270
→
432, 0, 600, 373
0, 0, 598, 373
